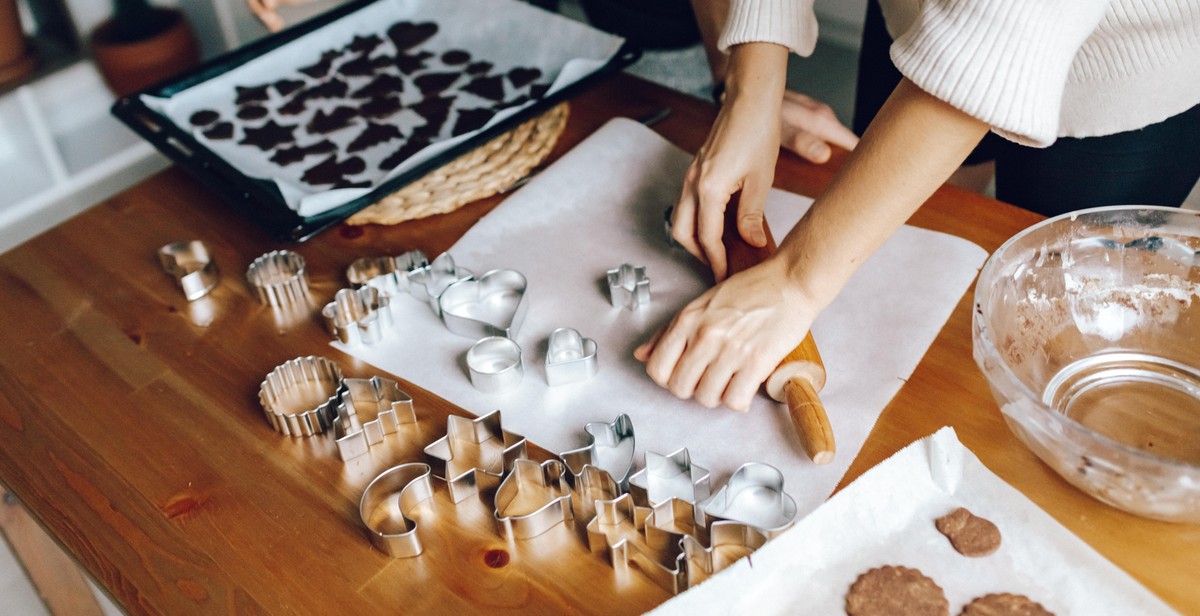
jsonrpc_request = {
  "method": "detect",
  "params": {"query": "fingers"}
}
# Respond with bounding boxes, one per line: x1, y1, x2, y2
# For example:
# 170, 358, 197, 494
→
736, 186, 769, 248
695, 179, 732, 281
247, 0, 285, 31
633, 327, 664, 362
671, 167, 708, 266
780, 90, 860, 163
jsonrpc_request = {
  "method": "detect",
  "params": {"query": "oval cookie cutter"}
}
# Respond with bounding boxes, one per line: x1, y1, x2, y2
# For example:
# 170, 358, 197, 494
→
359, 462, 434, 558
258, 355, 344, 437
247, 250, 310, 307
466, 336, 524, 393
158, 240, 219, 301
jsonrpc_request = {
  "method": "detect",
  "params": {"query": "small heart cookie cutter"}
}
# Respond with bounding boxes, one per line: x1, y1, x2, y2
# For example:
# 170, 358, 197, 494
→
359, 462, 434, 558
322, 286, 393, 345
346, 250, 429, 296
439, 269, 529, 339
333, 376, 416, 461
699, 462, 797, 534
466, 336, 524, 393
493, 458, 573, 540
423, 410, 527, 503
545, 327, 598, 386
258, 356, 344, 437
607, 263, 650, 310
158, 240, 219, 301
407, 253, 473, 316
247, 250, 310, 307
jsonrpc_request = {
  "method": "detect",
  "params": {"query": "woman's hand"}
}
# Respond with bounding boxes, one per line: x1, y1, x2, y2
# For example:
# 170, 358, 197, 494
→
246, 0, 313, 32
634, 256, 819, 412
779, 89, 859, 164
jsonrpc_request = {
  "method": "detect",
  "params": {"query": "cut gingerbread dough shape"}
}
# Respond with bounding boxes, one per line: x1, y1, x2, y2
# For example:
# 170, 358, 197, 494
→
936, 507, 1002, 557
846, 565, 950, 616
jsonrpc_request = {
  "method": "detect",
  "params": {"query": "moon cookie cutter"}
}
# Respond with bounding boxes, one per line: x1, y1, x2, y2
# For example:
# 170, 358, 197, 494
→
699, 462, 797, 535
359, 463, 434, 558
258, 356, 344, 437
545, 327, 598, 386
333, 376, 416, 461
322, 286, 393, 346
423, 410, 527, 503
439, 269, 529, 339
407, 253, 473, 316
493, 458, 573, 540
158, 240, 219, 301
247, 250, 310, 307
346, 250, 429, 296
607, 263, 650, 310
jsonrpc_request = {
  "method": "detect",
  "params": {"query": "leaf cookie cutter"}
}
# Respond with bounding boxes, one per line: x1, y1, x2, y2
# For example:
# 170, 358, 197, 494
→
628, 448, 711, 514
466, 336, 525, 393
334, 376, 416, 461
560, 414, 637, 488
258, 356, 344, 436
247, 250, 310, 307
322, 286, 393, 345
359, 462, 434, 558
607, 263, 650, 310
158, 240, 219, 301
423, 410, 527, 503
699, 462, 797, 534
407, 253, 473, 316
438, 269, 529, 339
346, 250, 429, 296
493, 458, 573, 540
545, 327, 598, 386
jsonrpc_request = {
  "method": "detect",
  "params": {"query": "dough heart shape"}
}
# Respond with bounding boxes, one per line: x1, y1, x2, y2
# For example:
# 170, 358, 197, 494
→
438, 269, 528, 339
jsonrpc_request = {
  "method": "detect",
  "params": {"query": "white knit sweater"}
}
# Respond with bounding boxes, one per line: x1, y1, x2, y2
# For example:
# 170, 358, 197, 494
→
720, 0, 1200, 146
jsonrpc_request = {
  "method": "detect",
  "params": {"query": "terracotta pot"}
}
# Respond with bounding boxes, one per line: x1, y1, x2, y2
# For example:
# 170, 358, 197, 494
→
91, 7, 199, 97
0, 0, 38, 86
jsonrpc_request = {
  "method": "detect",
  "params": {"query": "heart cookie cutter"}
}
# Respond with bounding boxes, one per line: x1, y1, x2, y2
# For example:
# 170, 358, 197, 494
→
247, 250, 310, 307
699, 462, 797, 534
628, 448, 711, 514
439, 269, 529, 339
359, 462, 434, 558
423, 410, 527, 503
158, 240, 219, 301
346, 250, 429, 296
607, 263, 650, 310
560, 414, 637, 489
545, 327, 598, 386
322, 286, 393, 346
493, 458, 573, 540
407, 253, 473, 316
258, 356, 344, 437
466, 336, 525, 393
333, 376, 416, 461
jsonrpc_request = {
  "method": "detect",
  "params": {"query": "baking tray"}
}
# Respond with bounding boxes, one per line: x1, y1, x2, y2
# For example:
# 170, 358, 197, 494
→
112, 0, 639, 242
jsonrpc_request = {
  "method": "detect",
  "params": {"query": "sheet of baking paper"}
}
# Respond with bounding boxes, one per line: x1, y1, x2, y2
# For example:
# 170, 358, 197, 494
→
142, 0, 624, 217
335, 118, 989, 517
650, 428, 1176, 615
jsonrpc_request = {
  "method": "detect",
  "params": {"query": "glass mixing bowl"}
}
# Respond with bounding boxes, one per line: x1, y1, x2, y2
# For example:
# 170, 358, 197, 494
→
973, 206, 1200, 522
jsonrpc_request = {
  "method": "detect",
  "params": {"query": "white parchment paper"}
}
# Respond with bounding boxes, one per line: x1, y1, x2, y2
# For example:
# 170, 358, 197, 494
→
143, 0, 624, 216
650, 428, 1176, 615
336, 118, 989, 517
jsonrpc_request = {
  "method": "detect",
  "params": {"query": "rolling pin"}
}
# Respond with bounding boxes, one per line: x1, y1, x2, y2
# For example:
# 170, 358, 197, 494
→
721, 192, 835, 465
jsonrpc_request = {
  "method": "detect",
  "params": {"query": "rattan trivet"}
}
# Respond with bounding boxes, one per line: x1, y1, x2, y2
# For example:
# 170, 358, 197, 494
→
347, 102, 570, 226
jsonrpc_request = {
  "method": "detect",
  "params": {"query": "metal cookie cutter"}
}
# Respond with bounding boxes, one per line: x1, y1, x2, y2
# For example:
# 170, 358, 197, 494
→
545, 327, 598, 386
423, 410, 527, 503
439, 269, 529, 339
681, 520, 769, 587
560, 414, 637, 488
258, 356, 344, 436
247, 250, 310, 307
493, 458, 573, 540
346, 249, 429, 296
158, 240, 219, 301
334, 376, 416, 461
586, 493, 687, 593
407, 253, 473, 316
699, 462, 798, 534
628, 448, 712, 513
569, 463, 623, 523
607, 263, 650, 310
466, 336, 524, 393
322, 286, 393, 345
359, 463, 435, 558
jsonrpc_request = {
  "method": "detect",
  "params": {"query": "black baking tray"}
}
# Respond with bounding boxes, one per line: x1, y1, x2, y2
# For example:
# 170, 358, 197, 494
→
112, 0, 640, 242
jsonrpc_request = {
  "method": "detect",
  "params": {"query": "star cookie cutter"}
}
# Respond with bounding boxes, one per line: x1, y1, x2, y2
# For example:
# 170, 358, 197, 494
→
466, 336, 524, 393
322, 286, 393, 345
681, 520, 769, 587
606, 263, 650, 310
438, 269, 529, 339
407, 253, 473, 316
560, 414, 637, 488
493, 458, 573, 540
359, 463, 434, 558
699, 462, 797, 534
258, 356, 344, 436
545, 327, 598, 386
158, 240, 219, 301
346, 249, 429, 296
333, 376, 416, 461
628, 448, 711, 513
585, 493, 688, 594
247, 250, 310, 307
423, 410, 527, 503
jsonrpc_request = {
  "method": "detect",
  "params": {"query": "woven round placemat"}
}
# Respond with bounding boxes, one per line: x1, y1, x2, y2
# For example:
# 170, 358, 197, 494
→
347, 102, 570, 226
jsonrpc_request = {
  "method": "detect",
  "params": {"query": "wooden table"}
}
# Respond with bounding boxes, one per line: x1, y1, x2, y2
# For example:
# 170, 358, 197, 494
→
0, 73, 1196, 615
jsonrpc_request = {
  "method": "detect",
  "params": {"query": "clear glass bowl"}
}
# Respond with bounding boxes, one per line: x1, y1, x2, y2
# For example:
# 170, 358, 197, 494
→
973, 206, 1200, 522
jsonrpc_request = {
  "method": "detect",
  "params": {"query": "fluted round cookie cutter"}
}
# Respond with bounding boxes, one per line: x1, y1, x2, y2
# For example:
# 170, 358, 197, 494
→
158, 240, 219, 301
466, 336, 524, 393
258, 356, 344, 436
247, 250, 310, 307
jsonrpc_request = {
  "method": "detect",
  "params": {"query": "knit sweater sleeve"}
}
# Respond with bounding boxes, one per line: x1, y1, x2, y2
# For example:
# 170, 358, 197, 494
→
890, 0, 1110, 147
719, 0, 820, 56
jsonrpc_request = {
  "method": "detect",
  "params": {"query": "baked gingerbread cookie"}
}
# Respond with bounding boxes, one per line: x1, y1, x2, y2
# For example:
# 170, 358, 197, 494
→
936, 507, 1002, 557
846, 565, 949, 616
960, 593, 1054, 615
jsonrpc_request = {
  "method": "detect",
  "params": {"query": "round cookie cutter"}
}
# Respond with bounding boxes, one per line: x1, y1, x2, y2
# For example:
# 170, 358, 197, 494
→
158, 240, 219, 301
246, 250, 310, 307
466, 336, 524, 393
258, 355, 344, 436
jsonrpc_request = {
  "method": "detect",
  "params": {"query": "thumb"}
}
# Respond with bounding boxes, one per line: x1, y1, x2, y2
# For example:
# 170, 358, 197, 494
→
736, 194, 768, 247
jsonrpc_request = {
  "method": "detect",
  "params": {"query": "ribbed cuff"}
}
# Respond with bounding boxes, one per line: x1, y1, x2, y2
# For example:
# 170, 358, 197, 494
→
719, 0, 819, 56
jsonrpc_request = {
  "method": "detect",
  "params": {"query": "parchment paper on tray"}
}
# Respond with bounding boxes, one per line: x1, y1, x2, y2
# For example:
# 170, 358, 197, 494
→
142, 0, 624, 217
650, 428, 1176, 615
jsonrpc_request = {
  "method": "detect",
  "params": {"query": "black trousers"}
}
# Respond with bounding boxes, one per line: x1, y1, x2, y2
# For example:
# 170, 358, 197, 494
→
852, 0, 1200, 218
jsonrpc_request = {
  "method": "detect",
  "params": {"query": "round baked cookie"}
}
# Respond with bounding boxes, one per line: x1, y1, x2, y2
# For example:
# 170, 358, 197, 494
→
935, 507, 1002, 557
846, 565, 949, 616
960, 593, 1054, 615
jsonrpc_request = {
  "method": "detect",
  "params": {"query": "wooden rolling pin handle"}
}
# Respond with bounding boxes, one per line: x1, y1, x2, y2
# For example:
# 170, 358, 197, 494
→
783, 377, 835, 465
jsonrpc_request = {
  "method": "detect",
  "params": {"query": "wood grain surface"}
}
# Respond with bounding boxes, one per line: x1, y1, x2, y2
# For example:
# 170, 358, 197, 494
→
0, 73, 1197, 615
